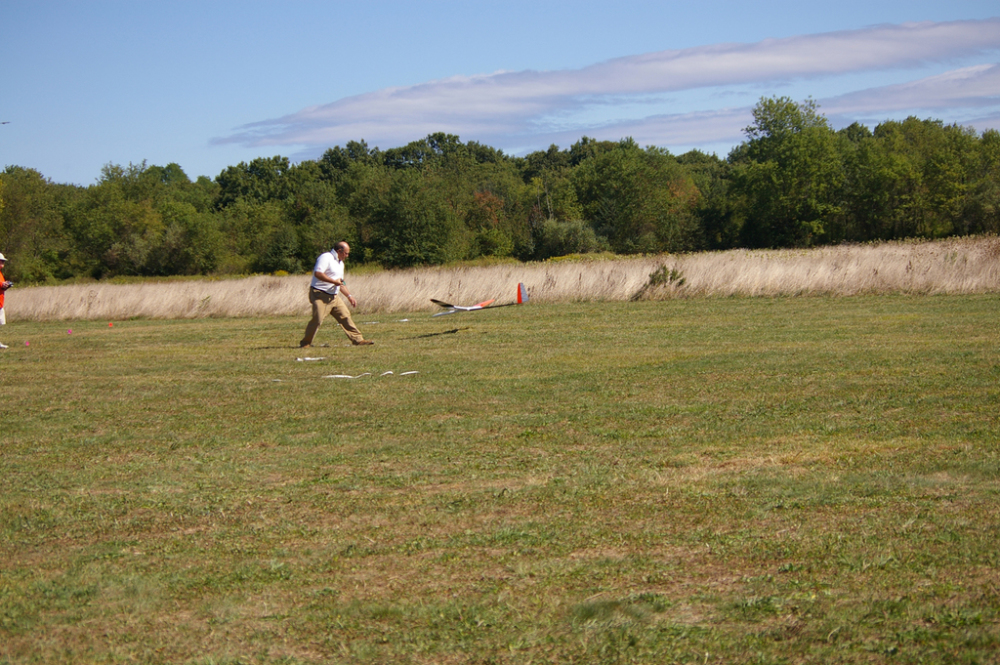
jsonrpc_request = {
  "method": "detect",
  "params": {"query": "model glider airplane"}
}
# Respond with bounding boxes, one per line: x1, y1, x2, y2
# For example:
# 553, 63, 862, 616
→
431, 282, 528, 316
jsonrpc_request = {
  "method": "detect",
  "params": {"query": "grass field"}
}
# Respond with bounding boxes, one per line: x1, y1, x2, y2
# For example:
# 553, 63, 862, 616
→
2, 294, 999, 663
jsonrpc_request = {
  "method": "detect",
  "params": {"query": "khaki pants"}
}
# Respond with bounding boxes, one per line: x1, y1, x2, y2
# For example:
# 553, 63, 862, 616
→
301, 289, 364, 346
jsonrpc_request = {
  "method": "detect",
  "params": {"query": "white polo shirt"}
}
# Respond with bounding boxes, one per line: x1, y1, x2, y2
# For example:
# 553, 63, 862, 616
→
309, 251, 344, 295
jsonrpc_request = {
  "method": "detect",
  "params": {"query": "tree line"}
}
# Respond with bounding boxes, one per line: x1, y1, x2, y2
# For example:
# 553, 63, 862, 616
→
1, 96, 998, 283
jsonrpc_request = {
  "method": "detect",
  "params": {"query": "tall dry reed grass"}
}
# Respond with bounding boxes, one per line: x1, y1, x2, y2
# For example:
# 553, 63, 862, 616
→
8, 236, 999, 322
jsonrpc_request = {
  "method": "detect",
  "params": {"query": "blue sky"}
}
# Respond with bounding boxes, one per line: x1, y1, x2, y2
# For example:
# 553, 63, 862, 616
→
2, 1, 999, 185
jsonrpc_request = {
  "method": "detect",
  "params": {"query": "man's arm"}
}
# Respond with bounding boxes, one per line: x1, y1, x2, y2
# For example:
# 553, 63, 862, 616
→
313, 271, 343, 287
313, 270, 355, 306
338, 280, 357, 307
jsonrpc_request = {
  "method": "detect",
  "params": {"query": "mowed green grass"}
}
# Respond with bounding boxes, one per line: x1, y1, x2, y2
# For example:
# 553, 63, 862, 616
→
2, 295, 999, 664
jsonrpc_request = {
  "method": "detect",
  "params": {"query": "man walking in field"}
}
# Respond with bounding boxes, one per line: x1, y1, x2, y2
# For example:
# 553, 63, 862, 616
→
300, 242, 373, 348
0, 253, 11, 349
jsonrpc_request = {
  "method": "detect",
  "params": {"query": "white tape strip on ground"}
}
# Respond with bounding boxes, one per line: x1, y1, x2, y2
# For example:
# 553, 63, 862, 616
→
322, 371, 419, 379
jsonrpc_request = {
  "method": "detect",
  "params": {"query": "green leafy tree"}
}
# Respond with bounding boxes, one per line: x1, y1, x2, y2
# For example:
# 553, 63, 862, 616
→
257, 223, 303, 274
145, 200, 222, 275
369, 169, 471, 267
371, 133, 530, 263
677, 150, 740, 249
835, 122, 891, 241
521, 144, 572, 182
381, 132, 505, 171
0, 166, 74, 282
866, 118, 966, 239
63, 163, 166, 276
466, 190, 513, 257
520, 146, 585, 256
214, 157, 341, 272
573, 139, 701, 253
318, 141, 383, 185
730, 97, 843, 247
214, 200, 289, 274
143, 162, 190, 188
289, 176, 355, 263
569, 136, 619, 166
455, 161, 532, 260
337, 160, 393, 263
532, 218, 608, 259
526, 174, 583, 226
964, 129, 1000, 234
214, 156, 294, 208
926, 123, 977, 236
144, 165, 220, 214
61, 162, 231, 277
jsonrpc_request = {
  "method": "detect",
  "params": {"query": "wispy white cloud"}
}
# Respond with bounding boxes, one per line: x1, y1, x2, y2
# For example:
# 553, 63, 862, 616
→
822, 64, 1000, 115
510, 108, 756, 154
215, 18, 1000, 154
578, 64, 1000, 150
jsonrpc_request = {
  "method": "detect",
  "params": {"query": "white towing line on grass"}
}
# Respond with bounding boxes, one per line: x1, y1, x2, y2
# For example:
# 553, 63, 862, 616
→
323, 371, 419, 379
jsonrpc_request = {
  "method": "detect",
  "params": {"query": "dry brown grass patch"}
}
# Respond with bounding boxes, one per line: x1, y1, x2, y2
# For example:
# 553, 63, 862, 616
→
10, 236, 999, 321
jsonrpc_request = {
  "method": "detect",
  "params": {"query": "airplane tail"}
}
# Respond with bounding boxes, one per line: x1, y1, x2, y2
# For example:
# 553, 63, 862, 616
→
517, 282, 528, 304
